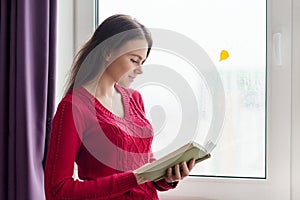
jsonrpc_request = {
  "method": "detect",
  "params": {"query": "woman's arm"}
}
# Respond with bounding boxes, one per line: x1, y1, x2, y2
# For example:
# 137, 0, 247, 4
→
44, 101, 138, 199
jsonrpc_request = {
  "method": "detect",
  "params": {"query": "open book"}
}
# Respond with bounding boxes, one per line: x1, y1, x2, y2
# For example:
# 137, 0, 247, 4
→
134, 141, 211, 182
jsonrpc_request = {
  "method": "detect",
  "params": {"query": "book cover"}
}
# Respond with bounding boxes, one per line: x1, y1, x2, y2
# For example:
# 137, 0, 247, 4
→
134, 141, 211, 181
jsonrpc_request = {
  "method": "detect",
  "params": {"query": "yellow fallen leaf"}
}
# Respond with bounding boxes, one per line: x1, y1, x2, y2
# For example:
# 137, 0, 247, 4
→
220, 50, 229, 61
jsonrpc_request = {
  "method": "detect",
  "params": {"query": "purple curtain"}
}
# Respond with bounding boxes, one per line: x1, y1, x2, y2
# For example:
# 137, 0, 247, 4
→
0, 0, 57, 199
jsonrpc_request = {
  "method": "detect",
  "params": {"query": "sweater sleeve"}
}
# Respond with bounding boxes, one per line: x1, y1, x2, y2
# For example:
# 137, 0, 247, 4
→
44, 101, 139, 200
153, 179, 178, 191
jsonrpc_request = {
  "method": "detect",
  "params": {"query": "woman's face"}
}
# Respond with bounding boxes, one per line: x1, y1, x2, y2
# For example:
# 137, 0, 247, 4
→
105, 39, 148, 84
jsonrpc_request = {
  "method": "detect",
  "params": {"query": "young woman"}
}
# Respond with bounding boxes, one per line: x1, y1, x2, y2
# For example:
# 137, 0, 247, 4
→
44, 14, 195, 200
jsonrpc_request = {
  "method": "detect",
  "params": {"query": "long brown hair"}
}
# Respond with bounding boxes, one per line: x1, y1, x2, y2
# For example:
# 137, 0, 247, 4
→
64, 14, 152, 96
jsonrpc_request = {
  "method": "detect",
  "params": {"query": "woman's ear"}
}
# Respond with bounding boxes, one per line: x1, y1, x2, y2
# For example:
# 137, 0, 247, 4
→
104, 52, 111, 62
103, 48, 112, 62
105, 53, 111, 62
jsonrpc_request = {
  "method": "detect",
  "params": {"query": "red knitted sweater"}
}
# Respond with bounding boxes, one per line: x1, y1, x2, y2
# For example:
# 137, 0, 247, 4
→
44, 84, 176, 200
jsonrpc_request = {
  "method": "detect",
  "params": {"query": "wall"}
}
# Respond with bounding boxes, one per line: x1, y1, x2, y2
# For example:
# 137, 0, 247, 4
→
55, 0, 74, 104
292, 0, 300, 199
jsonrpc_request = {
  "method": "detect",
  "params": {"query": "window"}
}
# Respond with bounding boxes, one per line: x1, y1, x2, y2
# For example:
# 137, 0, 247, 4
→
97, 0, 266, 178
57, 0, 298, 199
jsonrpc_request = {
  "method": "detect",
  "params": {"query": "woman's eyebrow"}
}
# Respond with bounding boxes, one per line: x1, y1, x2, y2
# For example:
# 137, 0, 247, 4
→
130, 53, 144, 61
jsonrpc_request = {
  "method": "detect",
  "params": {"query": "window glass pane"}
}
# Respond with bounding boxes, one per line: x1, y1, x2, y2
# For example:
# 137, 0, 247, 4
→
98, 0, 266, 178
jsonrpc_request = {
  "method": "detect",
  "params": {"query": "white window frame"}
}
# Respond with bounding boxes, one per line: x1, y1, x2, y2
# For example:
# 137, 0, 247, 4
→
57, 0, 300, 199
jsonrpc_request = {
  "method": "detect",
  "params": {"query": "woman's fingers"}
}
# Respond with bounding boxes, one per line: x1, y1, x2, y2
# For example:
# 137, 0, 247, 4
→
165, 164, 180, 182
164, 159, 196, 183
188, 158, 196, 171
174, 164, 181, 180
180, 161, 189, 178
165, 167, 175, 183
167, 167, 173, 178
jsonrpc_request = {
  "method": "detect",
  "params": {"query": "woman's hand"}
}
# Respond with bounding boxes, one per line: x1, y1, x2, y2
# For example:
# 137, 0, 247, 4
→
164, 158, 195, 183
134, 158, 195, 185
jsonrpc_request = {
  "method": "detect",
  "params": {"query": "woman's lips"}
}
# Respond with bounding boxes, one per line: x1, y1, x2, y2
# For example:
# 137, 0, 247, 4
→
128, 76, 136, 81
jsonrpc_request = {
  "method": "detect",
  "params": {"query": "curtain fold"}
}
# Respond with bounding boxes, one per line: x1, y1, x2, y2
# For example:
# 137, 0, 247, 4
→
0, 0, 57, 199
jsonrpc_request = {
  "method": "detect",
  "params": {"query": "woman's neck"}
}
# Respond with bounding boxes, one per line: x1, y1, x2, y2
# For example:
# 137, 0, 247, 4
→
83, 73, 125, 118
84, 72, 117, 99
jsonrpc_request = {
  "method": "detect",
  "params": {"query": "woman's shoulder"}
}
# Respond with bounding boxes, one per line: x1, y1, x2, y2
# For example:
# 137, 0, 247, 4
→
57, 87, 94, 111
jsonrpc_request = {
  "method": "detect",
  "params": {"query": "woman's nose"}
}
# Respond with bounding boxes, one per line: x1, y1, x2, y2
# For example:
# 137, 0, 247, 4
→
134, 66, 143, 74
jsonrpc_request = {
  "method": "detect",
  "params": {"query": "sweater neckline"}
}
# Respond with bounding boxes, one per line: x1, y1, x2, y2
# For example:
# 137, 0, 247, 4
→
79, 84, 130, 121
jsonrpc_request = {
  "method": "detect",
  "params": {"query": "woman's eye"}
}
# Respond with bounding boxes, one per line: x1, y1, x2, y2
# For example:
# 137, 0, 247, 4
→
130, 59, 138, 63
